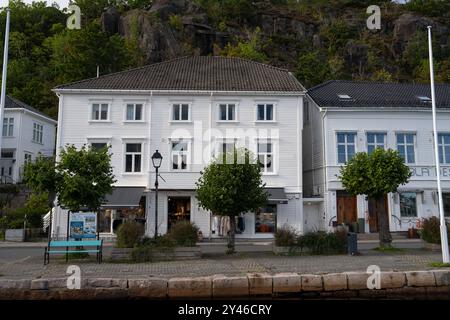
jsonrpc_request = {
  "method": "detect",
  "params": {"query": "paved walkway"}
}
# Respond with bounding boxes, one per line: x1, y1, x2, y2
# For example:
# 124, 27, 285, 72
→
0, 249, 447, 280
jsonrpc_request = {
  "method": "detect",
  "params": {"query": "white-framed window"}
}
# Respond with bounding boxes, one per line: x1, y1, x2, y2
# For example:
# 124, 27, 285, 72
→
91, 103, 109, 121
218, 103, 236, 121
257, 141, 273, 174
256, 103, 274, 121
171, 140, 189, 171
1, 151, 13, 159
396, 133, 415, 164
399, 192, 417, 217
172, 103, 190, 121
124, 143, 142, 173
337, 132, 356, 164
2, 117, 14, 137
438, 133, 450, 164
91, 142, 108, 151
125, 103, 143, 121
367, 132, 386, 155
32, 123, 43, 144
24, 153, 32, 164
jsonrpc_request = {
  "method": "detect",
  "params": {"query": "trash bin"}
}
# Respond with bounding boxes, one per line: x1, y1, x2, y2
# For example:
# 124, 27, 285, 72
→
347, 232, 358, 256
358, 218, 365, 233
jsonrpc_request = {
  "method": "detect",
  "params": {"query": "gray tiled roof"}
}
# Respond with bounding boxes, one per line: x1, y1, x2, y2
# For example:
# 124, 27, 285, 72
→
55, 56, 305, 93
308, 80, 450, 109
5, 95, 54, 120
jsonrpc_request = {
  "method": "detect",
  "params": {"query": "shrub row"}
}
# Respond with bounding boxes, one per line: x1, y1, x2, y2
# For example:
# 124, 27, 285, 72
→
116, 220, 200, 262
275, 226, 347, 255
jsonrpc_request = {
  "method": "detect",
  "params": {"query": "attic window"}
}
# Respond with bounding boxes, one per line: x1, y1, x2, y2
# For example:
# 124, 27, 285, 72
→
417, 96, 431, 103
337, 94, 352, 100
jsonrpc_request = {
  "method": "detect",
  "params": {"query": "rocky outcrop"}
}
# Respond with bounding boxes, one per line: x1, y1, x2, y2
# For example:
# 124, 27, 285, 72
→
344, 40, 368, 71
101, 7, 120, 35
118, 9, 181, 62
393, 13, 449, 52
148, 0, 186, 20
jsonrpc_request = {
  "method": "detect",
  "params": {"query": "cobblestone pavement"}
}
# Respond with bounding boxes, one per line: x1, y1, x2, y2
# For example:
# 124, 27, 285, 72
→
0, 249, 447, 280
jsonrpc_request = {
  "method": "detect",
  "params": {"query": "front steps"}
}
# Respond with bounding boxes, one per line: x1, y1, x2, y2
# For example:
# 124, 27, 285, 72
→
357, 232, 409, 241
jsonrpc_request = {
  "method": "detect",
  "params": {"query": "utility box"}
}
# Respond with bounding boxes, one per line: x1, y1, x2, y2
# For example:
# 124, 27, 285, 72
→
347, 232, 358, 256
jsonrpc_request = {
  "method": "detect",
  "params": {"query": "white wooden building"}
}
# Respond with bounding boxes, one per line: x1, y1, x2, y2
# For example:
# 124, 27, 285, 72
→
52, 56, 306, 239
0, 96, 56, 184
303, 81, 450, 234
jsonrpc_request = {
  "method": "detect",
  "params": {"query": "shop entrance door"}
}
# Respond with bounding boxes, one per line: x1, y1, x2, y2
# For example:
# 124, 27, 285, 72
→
368, 195, 388, 233
336, 191, 357, 225
168, 197, 191, 230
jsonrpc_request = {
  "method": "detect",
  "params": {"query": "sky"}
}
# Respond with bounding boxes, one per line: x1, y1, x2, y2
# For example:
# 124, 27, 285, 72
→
0, 0, 70, 9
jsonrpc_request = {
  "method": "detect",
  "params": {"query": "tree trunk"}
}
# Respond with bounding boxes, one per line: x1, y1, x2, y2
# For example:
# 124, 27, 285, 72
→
227, 216, 236, 254
377, 195, 392, 248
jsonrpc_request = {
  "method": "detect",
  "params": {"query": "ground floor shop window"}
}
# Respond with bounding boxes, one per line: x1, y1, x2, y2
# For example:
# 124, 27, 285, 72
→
400, 192, 417, 217
255, 204, 276, 233
168, 197, 191, 230
443, 193, 450, 217
98, 197, 146, 234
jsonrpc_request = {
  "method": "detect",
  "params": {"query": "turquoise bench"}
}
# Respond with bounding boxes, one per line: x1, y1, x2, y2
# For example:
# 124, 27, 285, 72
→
44, 239, 103, 264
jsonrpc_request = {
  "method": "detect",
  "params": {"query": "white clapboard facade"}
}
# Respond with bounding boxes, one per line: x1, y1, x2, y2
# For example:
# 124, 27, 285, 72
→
303, 81, 450, 234
1, 96, 56, 184
52, 56, 306, 239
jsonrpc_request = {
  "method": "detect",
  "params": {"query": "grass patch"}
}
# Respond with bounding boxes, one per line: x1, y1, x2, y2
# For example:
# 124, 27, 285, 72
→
429, 262, 450, 268
373, 246, 405, 253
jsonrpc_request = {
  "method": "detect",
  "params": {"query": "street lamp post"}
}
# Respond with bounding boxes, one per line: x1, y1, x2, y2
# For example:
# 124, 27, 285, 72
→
151, 150, 162, 239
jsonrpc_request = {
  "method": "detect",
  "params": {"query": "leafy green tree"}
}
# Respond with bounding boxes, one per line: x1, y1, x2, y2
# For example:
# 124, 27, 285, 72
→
339, 148, 411, 248
295, 49, 347, 87
45, 21, 132, 85
196, 148, 267, 253
56, 145, 116, 212
221, 27, 268, 63
23, 155, 58, 209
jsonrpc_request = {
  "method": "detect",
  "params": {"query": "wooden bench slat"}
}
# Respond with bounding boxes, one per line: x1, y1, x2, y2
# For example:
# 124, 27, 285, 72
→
49, 241, 102, 247
48, 250, 100, 254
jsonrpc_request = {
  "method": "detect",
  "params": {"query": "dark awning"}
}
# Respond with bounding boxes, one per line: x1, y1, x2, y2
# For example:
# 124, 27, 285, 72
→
265, 188, 288, 204
101, 187, 145, 209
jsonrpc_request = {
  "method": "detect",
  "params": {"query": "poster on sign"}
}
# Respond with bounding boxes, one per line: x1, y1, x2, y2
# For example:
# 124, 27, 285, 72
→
69, 212, 97, 239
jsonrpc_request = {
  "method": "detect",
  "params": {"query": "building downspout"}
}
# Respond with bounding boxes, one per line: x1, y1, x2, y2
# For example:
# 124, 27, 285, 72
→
146, 91, 153, 236
208, 91, 213, 240
321, 107, 329, 230
297, 95, 302, 233
15, 110, 24, 183
54, 93, 63, 238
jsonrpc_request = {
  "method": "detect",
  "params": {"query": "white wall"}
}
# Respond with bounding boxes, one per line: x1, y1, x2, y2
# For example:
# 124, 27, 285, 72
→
1, 109, 56, 182
307, 107, 450, 232
55, 91, 304, 238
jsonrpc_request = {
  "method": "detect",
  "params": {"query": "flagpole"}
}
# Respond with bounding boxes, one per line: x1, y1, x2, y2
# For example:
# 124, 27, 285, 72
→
428, 26, 450, 264
0, 8, 11, 156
